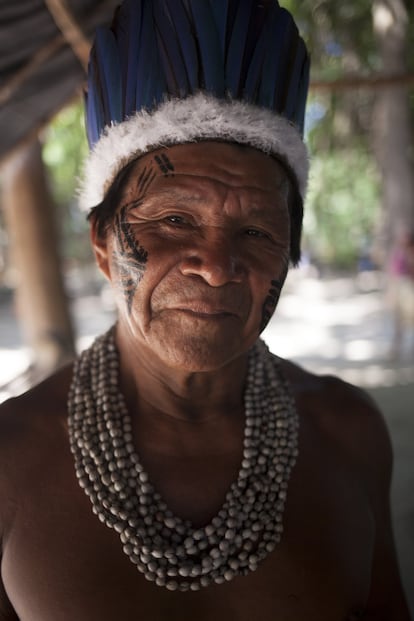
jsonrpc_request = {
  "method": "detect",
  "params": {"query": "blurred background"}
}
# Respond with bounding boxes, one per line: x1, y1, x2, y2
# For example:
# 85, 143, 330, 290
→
0, 0, 413, 612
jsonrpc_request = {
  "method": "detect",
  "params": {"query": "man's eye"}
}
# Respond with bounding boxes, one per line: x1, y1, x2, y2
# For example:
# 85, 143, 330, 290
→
244, 228, 268, 239
164, 215, 187, 225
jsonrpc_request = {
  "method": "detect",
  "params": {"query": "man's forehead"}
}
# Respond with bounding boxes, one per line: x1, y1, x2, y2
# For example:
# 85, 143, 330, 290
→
128, 141, 289, 195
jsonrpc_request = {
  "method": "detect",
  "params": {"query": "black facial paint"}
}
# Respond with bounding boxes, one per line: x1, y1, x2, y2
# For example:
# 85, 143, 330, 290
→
113, 205, 149, 314
111, 163, 158, 314
260, 264, 289, 332
154, 153, 175, 177
112, 154, 176, 314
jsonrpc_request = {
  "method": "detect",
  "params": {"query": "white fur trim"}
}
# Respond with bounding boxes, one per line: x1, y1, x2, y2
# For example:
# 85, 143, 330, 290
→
78, 93, 308, 211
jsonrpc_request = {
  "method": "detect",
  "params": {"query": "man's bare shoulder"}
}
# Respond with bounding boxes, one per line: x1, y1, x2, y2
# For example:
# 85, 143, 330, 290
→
0, 363, 73, 437
280, 358, 411, 617
0, 365, 73, 521
280, 357, 392, 484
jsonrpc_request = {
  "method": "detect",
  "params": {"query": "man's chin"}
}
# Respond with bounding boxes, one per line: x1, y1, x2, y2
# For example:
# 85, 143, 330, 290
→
148, 331, 249, 373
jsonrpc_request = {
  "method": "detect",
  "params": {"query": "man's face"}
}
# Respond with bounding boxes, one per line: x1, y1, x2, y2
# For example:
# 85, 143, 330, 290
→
92, 141, 291, 371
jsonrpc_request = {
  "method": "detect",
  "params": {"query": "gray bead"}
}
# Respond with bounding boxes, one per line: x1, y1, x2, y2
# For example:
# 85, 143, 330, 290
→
151, 549, 163, 559
190, 582, 201, 591
186, 546, 198, 555
201, 557, 213, 571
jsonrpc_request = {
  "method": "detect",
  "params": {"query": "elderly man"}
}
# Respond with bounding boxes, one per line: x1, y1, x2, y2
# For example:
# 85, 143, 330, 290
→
0, 0, 410, 619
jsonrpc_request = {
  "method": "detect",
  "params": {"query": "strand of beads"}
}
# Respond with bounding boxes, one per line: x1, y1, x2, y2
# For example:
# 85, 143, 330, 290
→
68, 327, 299, 591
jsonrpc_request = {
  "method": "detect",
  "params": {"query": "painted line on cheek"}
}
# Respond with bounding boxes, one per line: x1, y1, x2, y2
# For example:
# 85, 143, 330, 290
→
111, 162, 159, 314
112, 205, 149, 315
259, 265, 289, 332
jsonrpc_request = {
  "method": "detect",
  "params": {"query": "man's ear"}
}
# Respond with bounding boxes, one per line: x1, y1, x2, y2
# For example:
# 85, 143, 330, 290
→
90, 220, 112, 281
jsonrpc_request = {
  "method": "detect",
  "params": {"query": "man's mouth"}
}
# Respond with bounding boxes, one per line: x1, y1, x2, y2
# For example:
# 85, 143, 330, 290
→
166, 302, 239, 319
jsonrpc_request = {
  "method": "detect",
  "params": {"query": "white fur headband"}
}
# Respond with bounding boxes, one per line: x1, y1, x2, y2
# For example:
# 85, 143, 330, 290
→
78, 93, 308, 212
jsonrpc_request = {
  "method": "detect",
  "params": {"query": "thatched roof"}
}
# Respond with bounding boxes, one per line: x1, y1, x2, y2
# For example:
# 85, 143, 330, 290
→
0, 0, 119, 162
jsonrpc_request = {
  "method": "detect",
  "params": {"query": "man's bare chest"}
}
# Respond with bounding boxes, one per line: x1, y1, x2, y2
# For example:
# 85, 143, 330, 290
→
2, 521, 370, 621
2, 441, 373, 621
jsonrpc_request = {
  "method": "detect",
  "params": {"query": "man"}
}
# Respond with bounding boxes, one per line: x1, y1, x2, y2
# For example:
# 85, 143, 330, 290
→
0, 0, 410, 619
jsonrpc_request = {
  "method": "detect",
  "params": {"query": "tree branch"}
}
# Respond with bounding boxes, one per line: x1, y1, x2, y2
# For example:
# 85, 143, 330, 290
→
310, 72, 414, 91
44, 0, 91, 71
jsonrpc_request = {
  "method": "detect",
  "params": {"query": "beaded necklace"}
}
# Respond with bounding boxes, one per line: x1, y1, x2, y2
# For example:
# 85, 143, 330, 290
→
68, 327, 299, 591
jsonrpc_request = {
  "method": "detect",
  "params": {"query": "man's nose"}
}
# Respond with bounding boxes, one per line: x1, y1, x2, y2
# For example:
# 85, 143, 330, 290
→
179, 233, 245, 287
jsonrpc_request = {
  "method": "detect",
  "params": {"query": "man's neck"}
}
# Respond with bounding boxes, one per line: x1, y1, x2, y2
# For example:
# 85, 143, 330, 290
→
115, 323, 249, 424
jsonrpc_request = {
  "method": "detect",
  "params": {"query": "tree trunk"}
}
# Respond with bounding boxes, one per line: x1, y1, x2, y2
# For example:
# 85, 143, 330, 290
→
372, 0, 414, 257
1, 137, 76, 380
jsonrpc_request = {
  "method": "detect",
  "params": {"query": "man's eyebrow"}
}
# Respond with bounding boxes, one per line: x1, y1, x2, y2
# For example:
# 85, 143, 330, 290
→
143, 188, 207, 204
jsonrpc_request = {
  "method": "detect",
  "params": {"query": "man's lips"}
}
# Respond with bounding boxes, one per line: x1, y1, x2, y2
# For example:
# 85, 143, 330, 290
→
163, 302, 240, 318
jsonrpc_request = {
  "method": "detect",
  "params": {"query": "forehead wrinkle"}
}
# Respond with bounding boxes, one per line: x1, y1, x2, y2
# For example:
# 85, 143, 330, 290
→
140, 180, 288, 223
179, 168, 286, 195
133, 141, 289, 188
150, 172, 283, 202
145, 187, 208, 206
127, 153, 289, 217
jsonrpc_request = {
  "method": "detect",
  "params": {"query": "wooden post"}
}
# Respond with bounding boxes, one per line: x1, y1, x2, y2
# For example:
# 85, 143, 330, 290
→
372, 0, 414, 254
1, 137, 76, 378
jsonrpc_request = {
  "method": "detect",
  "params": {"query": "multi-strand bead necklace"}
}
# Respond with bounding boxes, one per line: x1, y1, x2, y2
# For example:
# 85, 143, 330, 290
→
68, 327, 299, 591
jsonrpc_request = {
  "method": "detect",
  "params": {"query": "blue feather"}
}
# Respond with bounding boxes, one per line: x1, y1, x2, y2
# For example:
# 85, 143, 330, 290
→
136, 1, 168, 110
115, 0, 143, 116
109, 5, 127, 115
225, 0, 255, 97
85, 88, 100, 149
94, 27, 123, 126
223, 0, 240, 52
244, 15, 271, 102
294, 53, 310, 134
242, 0, 268, 73
155, 32, 180, 97
142, 39, 167, 110
187, 2, 225, 96
283, 38, 307, 121
208, 0, 229, 55
153, 56, 168, 108
86, 47, 107, 148
259, 8, 294, 109
153, 0, 189, 97
85, 0, 310, 149
163, 0, 199, 92
135, 1, 156, 110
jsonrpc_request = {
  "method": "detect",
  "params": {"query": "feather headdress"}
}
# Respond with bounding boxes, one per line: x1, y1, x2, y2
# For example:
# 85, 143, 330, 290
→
79, 0, 310, 212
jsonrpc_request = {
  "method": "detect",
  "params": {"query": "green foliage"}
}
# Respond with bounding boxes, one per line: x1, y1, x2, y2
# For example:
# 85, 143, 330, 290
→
42, 99, 88, 206
304, 148, 380, 268
42, 99, 92, 263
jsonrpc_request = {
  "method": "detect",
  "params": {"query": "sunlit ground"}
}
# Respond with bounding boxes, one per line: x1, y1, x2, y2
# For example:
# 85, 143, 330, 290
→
263, 269, 414, 386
